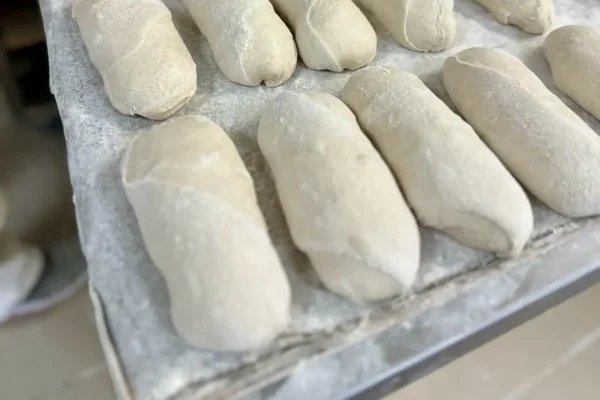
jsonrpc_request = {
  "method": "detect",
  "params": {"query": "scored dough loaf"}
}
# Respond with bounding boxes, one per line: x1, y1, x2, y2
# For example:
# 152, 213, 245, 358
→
258, 91, 420, 303
544, 25, 600, 120
182, 0, 297, 87
444, 47, 600, 218
472, 0, 554, 34
271, 0, 377, 72
360, 0, 455, 52
121, 115, 291, 351
341, 67, 533, 257
73, 0, 197, 120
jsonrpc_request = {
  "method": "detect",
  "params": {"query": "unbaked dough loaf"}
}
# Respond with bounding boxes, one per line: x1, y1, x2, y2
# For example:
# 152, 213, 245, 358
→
360, 0, 455, 52
472, 0, 554, 34
271, 0, 377, 72
122, 115, 290, 351
544, 25, 600, 120
444, 47, 600, 217
258, 91, 420, 303
182, 0, 297, 87
73, 0, 197, 120
341, 67, 533, 257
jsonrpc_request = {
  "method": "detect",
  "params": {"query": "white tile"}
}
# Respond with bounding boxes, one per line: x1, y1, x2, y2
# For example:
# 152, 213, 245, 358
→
43, 366, 116, 400
0, 289, 110, 400
388, 284, 600, 400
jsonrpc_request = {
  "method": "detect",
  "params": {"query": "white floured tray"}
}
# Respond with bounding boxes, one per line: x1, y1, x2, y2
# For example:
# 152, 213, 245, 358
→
40, 1, 600, 399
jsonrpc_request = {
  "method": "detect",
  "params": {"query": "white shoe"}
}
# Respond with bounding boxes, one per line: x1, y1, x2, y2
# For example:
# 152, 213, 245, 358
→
0, 240, 44, 321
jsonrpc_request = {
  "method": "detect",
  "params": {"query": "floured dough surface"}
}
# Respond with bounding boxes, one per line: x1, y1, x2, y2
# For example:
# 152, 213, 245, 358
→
122, 115, 291, 351
472, 0, 554, 34
182, 0, 297, 87
272, 0, 377, 71
73, 0, 197, 119
361, 0, 456, 52
258, 91, 420, 303
342, 66, 533, 257
444, 47, 600, 217
544, 25, 600, 120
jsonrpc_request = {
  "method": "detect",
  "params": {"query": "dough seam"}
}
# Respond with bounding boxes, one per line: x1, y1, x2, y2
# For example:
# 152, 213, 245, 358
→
434, 1, 445, 46
453, 53, 584, 132
236, 2, 265, 83
103, 15, 162, 74
402, 0, 423, 52
277, 92, 359, 136
125, 179, 267, 234
304, 0, 341, 70
101, 15, 164, 114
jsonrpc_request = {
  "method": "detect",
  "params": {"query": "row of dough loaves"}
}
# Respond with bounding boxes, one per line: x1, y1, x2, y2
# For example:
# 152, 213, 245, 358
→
72, 0, 375, 120
73, 0, 556, 120
121, 25, 600, 352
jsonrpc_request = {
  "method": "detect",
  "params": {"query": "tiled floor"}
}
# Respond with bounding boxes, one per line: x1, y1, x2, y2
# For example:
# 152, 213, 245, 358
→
1, 284, 600, 400
389, 283, 600, 400
0, 289, 115, 400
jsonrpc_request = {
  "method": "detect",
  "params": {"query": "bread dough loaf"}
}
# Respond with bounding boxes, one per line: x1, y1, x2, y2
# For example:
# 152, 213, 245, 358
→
444, 47, 600, 217
73, 0, 197, 120
182, 0, 297, 87
472, 0, 554, 34
360, 0, 455, 52
258, 91, 420, 303
122, 115, 290, 351
544, 25, 600, 120
341, 67, 533, 257
271, 0, 376, 72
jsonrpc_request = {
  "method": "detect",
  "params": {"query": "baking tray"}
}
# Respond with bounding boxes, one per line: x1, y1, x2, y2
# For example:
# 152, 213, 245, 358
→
40, 0, 600, 398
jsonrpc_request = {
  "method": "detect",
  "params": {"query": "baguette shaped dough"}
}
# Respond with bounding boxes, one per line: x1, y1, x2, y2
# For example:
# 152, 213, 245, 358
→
73, 0, 197, 120
122, 115, 290, 351
271, 0, 377, 72
360, 0, 455, 52
444, 47, 600, 217
544, 25, 600, 120
341, 67, 533, 257
182, 0, 297, 87
472, 0, 554, 34
258, 92, 420, 303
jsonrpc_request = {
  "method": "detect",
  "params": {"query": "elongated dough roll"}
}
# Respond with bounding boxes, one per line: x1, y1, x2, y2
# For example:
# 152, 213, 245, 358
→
341, 67, 533, 257
472, 0, 554, 34
360, 0, 455, 52
73, 0, 197, 120
544, 25, 600, 120
182, 0, 297, 87
271, 0, 377, 72
122, 115, 290, 351
258, 92, 420, 303
444, 47, 600, 218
